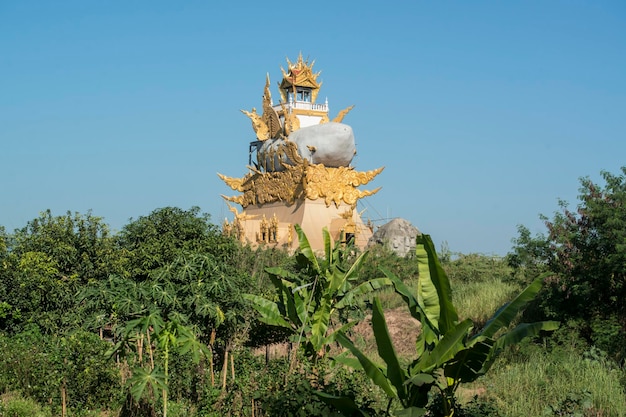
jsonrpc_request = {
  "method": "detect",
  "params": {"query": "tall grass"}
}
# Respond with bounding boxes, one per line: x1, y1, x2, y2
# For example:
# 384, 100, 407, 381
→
481, 344, 626, 416
452, 278, 520, 326
373, 277, 518, 328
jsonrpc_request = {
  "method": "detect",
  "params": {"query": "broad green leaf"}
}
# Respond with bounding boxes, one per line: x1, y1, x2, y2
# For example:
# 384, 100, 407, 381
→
265, 266, 298, 280
335, 277, 392, 309
494, 321, 559, 352
344, 250, 369, 281
128, 367, 167, 402
310, 294, 332, 352
316, 392, 370, 417
332, 351, 363, 370
371, 297, 407, 400
243, 294, 292, 329
415, 319, 472, 373
415, 237, 440, 330
479, 274, 547, 339
481, 321, 559, 375
443, 339, 493, 384
405, 373, 435, 387
323, 227, 332, 268
295, 224, 320, 272
292, 289, 308, 326
335, 332, 397, 399
415, 235, 458, 334
328, 264, 347, 293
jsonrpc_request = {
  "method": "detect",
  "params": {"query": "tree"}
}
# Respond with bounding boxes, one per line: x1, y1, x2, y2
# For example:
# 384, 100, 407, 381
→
510, 167, 626, 321
1, 210, 125, 332
117, 206, 236, 281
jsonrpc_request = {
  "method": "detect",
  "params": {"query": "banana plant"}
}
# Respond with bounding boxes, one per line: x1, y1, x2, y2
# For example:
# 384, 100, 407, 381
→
244, 225, 391, 361
328, 234, 559, 416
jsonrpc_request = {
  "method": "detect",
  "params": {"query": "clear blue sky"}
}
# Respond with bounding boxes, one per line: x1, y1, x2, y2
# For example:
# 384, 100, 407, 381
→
2, 1, 625, 255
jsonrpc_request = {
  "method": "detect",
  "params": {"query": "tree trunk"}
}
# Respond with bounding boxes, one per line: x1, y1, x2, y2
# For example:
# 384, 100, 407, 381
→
221, 350, 228, 390
61, 381, 67, 417
230, 352, 235, 382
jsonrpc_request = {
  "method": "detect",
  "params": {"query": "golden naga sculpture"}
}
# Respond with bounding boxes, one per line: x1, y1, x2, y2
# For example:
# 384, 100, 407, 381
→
240, 108, 270, 141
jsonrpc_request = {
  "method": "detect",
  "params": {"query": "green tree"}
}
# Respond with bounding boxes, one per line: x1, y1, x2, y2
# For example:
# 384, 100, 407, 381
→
117, 206, 236, 281
510, 167, 626, 322
1, 210, 125, 332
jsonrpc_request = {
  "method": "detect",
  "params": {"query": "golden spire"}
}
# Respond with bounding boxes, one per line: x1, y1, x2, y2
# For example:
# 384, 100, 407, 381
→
278, 53, 323, 104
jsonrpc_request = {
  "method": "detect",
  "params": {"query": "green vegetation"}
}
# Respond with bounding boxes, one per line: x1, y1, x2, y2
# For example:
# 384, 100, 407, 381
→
1, 167, 626, 416
328, 235, 558, 416
244, 225, 390, 362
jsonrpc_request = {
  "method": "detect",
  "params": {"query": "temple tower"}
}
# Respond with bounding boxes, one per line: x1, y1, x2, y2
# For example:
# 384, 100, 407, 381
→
219, 54, 383, 251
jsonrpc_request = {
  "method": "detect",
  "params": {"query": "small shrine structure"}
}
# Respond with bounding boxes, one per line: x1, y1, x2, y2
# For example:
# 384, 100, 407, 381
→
219, 54, 383, 251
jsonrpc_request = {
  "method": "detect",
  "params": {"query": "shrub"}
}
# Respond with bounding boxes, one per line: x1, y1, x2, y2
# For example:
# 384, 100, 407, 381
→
0, 393, 51, 417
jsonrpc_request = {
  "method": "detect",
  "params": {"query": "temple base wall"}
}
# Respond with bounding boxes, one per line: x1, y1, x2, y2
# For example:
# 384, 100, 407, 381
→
238, 200, 373, 252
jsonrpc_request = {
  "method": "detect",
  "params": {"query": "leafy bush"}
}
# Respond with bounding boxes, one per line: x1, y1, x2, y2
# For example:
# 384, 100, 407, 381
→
0, 393, 51, 417
0, 327, 122, 414
510, 167, 626, 366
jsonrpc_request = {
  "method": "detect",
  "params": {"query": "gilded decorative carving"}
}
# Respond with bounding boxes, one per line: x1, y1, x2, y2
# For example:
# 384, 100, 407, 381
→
241, 108, 270, 141
278, 53, 322, 104
219, 162, 383, 208
226, 203, 258, 242
332, 105, 355, 123
304, 165, 383, 207
262, 75, 282, 138
280, 102, 300, 135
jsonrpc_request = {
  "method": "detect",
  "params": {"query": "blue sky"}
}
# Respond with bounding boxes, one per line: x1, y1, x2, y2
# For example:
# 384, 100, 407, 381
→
2, 1, 625, 255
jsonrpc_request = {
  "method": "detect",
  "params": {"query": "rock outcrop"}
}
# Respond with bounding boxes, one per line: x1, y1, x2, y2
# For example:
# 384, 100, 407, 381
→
367, 218, 420, 257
